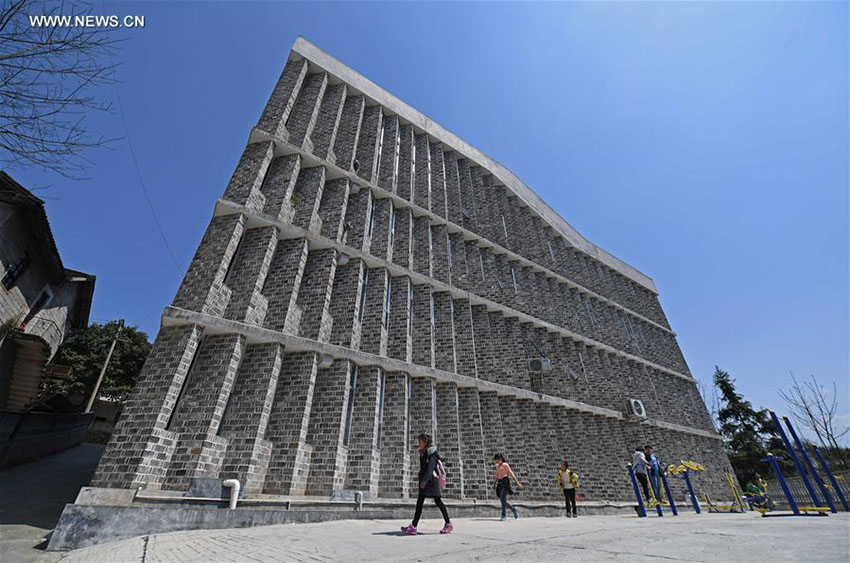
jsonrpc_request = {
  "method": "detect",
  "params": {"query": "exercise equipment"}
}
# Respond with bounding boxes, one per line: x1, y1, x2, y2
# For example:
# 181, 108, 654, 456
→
702, 472, 746, 513
811, 445, 849, 512
667, 461, 705, 514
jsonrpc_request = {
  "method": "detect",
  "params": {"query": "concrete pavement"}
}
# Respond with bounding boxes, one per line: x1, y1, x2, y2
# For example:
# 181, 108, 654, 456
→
55, 511, 850, 562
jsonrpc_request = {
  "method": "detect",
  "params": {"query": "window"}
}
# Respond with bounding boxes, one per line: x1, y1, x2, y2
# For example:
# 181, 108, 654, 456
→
388, 206, 397, 249
343, 366, 359, 447
431, 384, 438, 440
501, 215, 509, 240
407, 285, 414, 337
406, 376, 413, 441
383, 277, 393, 328
547, 241, 556, 263
618, 311, 632, 342
429, 291, 436, 327
510, 267, 518, 294
367, 201, 376, 240
479, 253, 486, 282
358, 271, 370, 322
578, 351, 587, 376
377, 372, 387, 448
447, 236, 453, 270
2, 252, 29, 290
635, 322, 648, 348
583, 296, 596, 327
393, 128, 401, 180
376, 120, 385, 175
21, 286, 53, 328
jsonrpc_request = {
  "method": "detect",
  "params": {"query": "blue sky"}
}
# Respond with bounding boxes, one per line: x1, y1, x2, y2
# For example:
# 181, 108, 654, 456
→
8, 2, 848, 436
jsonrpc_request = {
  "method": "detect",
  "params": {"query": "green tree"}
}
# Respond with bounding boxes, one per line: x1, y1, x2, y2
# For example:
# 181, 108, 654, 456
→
713, 367, 779, 483
48, 321, 151, 403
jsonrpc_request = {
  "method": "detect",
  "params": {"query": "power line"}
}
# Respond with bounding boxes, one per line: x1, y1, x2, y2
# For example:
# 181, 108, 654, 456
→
113, 84, 183, 274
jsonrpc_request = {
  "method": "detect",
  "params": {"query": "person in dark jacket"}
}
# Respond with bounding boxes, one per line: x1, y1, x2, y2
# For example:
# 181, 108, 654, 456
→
401, 433, 453, 535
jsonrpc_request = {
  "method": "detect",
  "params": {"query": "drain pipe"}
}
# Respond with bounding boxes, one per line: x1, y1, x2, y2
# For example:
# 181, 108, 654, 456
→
222, 479, 240, 509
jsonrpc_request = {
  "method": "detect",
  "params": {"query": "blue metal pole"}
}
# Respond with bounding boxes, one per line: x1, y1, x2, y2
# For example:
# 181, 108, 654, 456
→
660, 467, 678, 515
770, 410, 821, 507
682, 471, 701, 514
628, 464, 647, 517
783, 417, 836, 513
648, 469, 664, 516
763, 455, 799, 515
812, 445, 849, 512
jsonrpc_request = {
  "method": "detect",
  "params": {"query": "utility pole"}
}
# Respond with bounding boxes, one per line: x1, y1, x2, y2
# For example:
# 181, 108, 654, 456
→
84, 319, 124, 413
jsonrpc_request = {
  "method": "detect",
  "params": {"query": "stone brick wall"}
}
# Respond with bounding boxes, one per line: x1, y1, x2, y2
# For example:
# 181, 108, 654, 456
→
94, 43, 736, 506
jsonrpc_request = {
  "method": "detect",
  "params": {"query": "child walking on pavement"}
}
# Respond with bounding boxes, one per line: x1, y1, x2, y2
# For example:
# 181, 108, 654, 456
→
557, 461, 579, 518
493, 453, 524, 521
401, 433, 453, 535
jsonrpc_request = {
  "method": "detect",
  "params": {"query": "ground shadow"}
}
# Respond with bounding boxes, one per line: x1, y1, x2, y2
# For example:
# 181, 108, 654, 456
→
0, 443, 104, 530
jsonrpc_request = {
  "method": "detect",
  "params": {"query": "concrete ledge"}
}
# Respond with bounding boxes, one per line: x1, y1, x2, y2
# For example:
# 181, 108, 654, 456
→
48, 499, 650, 551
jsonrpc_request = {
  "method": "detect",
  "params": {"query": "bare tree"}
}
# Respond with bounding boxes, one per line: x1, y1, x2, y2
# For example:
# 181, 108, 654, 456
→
0, 0, 118, 177
779, 373, 849, 468
698, 379, 721, 433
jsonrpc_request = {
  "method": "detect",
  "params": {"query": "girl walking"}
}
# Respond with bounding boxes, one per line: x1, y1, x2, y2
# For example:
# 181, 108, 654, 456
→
493, 453, 524, 521
401, 433, 453, 535
557, 461, 579, 518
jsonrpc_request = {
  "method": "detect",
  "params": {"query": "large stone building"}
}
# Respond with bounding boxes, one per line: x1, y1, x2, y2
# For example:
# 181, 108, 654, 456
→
93, 38, 733, 503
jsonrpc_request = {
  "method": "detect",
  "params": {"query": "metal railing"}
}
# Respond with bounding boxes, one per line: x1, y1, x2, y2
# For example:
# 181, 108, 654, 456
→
766, 469, 850, 508
20, 315, 64, 358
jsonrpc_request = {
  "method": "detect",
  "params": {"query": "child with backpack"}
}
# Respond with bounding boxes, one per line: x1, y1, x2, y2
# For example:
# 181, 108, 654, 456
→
493, 453, 524, 521
401, 433, 452, 535
557, 461, 580, 518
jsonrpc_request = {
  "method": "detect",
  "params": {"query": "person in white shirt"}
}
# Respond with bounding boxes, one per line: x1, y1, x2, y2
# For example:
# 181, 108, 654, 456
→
631, 448, 650, 501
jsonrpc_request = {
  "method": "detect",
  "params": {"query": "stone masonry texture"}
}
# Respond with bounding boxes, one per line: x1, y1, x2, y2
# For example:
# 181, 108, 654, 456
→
93, 39, 734, 506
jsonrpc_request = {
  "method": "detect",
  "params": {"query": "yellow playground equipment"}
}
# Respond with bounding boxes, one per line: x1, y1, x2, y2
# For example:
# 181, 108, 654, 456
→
702, 472, 746, 513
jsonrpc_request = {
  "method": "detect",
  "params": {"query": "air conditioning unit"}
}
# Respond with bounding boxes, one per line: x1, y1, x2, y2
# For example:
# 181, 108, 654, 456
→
627, 398, 647, 419
528, 357, 552, 373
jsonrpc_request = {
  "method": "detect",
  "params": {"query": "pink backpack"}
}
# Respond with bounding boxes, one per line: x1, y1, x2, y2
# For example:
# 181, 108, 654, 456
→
435, 458, 447, 488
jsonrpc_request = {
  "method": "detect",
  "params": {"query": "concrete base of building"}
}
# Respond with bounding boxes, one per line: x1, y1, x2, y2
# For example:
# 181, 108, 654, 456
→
48, 487, 670, 551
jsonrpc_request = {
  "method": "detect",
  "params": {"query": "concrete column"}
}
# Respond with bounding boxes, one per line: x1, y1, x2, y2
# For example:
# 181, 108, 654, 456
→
173, 214, 245, 318
305, 360, 354, 496
260, 154, 300, 224
310, 83, 347, 164
430, 224, 451, 284
359, 267, 389, 357
332, 95, 365, 172
90, 325, 202, 489
291, 166, 326, 234
354, 105, 382, 183
285, 72, 328, 151
327, 258, 365, 350
223, 226, 278, 327
429, 143, 448, 219
256, 58, 308, 141
264, 351, 320, 495
163, 333, 246, 490
443, 150, 463, 226
457, 387, 488, 499
261, 238, 309, 335
452, 298, 477, 379
413, 134, 431, 211
342, 187, 374, 255
317, 177, 351, 243
222, 141, 273, 213
435, 382, 463, 499
218, 343, 284, 494
410, 284, 434, 368
396, 124, 415, 202
471, 306, 496, 383
296, 247, 337, 343
391, 207, 413, 270
386, 276, 412, 363
379, 372, 410, 498
376, 115, 399, 193
344, 366, 383, 496
485, 312, 510, 386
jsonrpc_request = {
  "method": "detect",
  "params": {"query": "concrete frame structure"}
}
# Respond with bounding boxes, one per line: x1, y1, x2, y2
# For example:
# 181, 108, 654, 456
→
92, 37, 733, 504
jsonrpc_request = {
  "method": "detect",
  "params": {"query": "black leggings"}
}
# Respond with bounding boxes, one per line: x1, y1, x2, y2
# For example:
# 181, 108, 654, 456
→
412, 492, 450, 526
563, 488, 576, 515
636, 473, 650, 501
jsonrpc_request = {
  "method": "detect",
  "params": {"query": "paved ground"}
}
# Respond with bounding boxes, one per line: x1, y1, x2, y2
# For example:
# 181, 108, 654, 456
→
0, 443, 105, 563
53, 511, 849, 562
